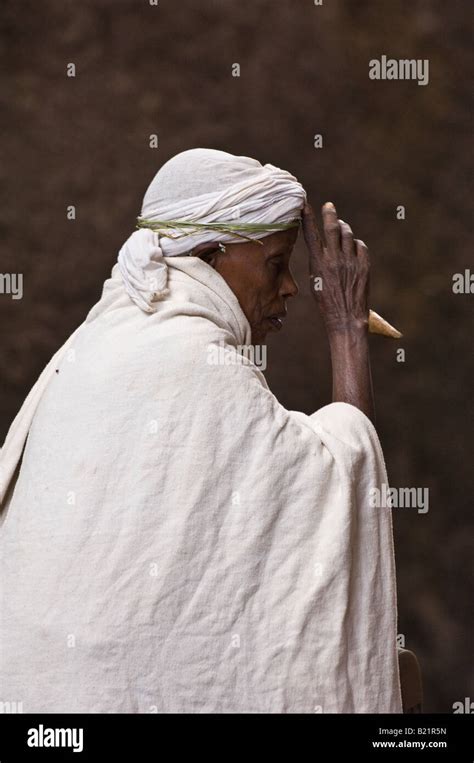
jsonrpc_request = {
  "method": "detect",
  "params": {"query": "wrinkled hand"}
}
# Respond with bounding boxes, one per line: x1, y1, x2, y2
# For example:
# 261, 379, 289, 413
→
302, 201, 370, 335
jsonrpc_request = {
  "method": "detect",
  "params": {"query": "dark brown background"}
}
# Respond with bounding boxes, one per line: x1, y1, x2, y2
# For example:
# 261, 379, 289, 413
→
1, 0, 472, 712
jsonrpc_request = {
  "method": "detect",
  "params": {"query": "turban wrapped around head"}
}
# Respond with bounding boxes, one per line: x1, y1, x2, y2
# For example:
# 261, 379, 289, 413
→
117, 148, 307, 312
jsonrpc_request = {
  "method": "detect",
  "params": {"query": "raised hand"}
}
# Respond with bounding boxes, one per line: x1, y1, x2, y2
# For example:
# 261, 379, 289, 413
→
302, 201, 370, 336
302, 200, 375, 423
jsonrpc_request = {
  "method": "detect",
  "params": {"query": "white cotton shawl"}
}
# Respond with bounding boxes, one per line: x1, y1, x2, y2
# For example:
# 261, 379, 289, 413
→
0, 254, 402, 713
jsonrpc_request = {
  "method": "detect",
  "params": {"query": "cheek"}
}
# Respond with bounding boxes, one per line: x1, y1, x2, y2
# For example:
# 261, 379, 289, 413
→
254, 274, 280, 317
235, 267, 278, 326
250, 283, 274, 321
243, 292, 263, 324
262, 271, 281, 300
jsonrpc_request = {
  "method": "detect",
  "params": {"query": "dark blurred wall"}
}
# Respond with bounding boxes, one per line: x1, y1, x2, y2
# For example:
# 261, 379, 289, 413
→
1, 0, 472, 712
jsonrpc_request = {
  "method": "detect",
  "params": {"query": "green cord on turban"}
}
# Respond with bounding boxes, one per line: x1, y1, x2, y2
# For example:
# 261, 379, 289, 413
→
136, 216, 301, 244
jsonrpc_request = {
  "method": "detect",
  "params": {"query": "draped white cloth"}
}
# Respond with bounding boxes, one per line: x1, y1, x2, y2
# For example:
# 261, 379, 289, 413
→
118, 148, 307, 312
0, 254, 402, 712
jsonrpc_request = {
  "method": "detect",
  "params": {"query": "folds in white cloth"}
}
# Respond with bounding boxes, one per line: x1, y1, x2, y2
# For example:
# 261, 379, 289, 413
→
0, 255, 402, 713
118, 228, 170, 313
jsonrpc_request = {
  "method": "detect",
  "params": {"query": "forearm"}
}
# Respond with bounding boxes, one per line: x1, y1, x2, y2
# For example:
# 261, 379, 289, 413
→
328, 325, 375, 425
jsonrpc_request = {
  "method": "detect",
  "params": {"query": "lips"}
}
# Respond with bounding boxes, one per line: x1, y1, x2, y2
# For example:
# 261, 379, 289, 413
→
266, 311, 287, 331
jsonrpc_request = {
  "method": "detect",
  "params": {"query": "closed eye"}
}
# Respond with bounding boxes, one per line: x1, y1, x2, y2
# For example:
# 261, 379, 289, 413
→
269, 255, 285, 268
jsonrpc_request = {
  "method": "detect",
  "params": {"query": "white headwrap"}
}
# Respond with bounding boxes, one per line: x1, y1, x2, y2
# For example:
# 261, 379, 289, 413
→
117, 148, 307, 312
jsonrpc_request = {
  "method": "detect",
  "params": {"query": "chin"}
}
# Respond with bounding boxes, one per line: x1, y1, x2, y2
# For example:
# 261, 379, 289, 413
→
251, 330, 267, 344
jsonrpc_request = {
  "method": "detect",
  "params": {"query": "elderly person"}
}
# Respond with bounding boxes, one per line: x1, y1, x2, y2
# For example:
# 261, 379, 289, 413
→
0, 148, 402, 713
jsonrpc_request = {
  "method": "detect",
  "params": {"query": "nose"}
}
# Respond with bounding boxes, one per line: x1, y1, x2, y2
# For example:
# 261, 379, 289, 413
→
281, 267, 299, 298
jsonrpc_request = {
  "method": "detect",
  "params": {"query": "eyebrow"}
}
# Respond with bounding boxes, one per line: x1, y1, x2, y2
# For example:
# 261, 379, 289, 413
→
266, 250, 291, 260
266, 246, 291, 256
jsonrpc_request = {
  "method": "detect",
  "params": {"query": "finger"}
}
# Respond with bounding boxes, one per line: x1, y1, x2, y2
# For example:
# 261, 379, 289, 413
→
339, 220, 356, 257
322, 202, 340, 255
354, 239, 370, 304
354, 238, 369, 266
302, 203, 326, 278
302, 203, 324, 255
